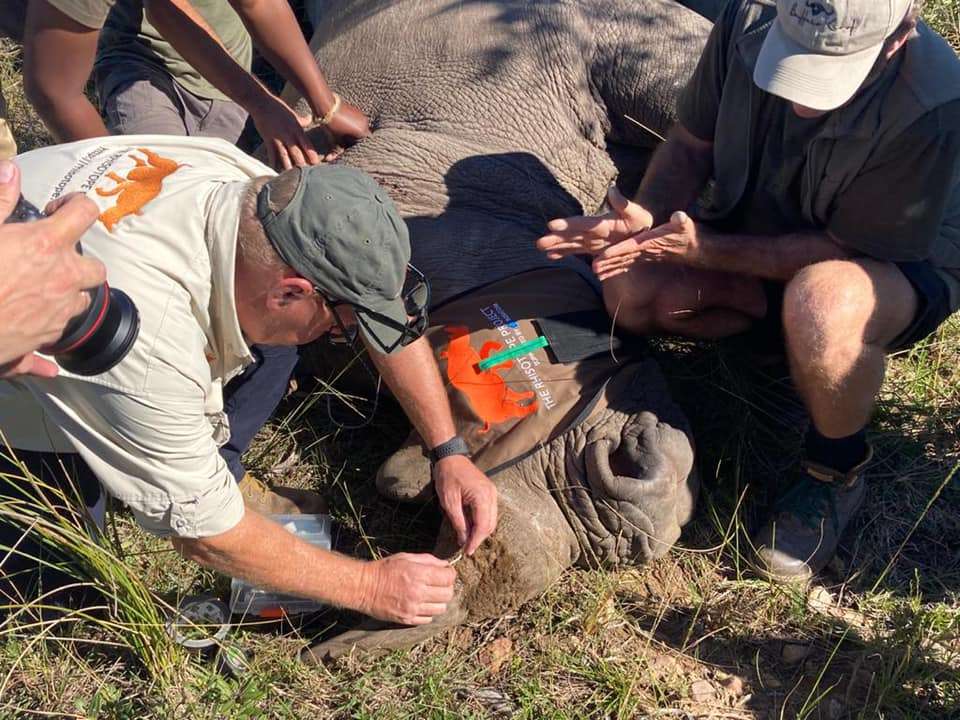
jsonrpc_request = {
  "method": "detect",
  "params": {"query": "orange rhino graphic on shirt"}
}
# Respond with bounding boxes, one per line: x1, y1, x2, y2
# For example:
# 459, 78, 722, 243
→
441, 325, 538, 433
96, 148, 184, 231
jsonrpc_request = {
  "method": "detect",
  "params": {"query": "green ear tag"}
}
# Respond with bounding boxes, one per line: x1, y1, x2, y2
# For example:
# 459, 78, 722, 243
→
476, 336, 550, 371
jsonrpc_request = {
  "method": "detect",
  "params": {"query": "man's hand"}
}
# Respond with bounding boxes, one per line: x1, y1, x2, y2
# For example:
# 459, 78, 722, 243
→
433, 455, 498, 556
0, 161, 105, 377
360, 552, 457, 625
592, 210, 702, 281
537, 185, 654, 260
252, 96, 321, 170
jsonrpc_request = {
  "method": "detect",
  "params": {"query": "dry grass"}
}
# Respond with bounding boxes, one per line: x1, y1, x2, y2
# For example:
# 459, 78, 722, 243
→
1, 6, 959, 718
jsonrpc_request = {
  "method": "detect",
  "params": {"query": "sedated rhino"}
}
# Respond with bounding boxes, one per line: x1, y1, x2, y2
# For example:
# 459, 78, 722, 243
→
281, 0, 714, 660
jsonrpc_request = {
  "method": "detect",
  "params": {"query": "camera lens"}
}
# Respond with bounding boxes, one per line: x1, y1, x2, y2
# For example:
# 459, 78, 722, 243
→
5, 195, 140, 376
50, 286, 140, 376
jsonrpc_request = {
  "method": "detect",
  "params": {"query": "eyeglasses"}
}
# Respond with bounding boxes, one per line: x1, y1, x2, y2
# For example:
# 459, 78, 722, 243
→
322, 263, 431, 353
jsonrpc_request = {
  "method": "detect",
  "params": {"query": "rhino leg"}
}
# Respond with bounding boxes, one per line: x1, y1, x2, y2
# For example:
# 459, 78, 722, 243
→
302, 465, 579, 662
375, 432, 434, 503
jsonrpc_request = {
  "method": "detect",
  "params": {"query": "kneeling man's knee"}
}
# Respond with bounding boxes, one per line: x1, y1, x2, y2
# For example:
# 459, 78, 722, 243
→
783, 260, 877, 360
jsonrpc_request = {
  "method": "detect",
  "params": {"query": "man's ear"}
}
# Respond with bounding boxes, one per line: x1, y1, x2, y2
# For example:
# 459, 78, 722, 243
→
266, 276, 315, 310
884, 17, 917, 61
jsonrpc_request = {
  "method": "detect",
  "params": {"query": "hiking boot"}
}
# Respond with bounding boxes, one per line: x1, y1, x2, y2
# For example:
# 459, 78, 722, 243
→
238, 472, 328, 516
752, 447, 872, 583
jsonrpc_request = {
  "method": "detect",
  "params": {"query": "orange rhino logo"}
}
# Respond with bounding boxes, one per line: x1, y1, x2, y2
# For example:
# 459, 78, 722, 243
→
441, 325, 538, 433
96, 148, 184, 231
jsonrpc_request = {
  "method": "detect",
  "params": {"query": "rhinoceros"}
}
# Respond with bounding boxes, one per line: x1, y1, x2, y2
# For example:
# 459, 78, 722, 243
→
280, 0, 714, 660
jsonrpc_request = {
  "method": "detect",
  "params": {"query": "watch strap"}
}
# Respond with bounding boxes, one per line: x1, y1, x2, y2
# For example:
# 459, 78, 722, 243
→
429, 435, 470, 464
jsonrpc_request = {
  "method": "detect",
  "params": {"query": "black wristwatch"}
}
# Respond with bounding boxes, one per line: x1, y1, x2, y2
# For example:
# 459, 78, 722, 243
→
429, 435, 471, 464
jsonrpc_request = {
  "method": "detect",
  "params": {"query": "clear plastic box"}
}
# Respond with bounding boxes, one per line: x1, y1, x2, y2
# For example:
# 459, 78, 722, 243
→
228, 514, 333, 618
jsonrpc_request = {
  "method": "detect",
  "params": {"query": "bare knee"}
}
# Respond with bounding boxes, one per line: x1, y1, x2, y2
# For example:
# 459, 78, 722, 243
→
783, 260, 877, 367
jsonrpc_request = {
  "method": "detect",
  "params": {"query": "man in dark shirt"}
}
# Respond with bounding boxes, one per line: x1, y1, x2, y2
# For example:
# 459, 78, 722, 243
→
539, 0, 960, 583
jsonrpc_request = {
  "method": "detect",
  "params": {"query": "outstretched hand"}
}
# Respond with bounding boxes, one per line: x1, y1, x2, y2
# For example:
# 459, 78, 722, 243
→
592, 210, 701, 281
433, 455, 498, 556
537, 185, 654, 260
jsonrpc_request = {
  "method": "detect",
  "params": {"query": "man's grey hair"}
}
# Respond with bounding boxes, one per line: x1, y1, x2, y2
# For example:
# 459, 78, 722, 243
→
238, 176, 289, 275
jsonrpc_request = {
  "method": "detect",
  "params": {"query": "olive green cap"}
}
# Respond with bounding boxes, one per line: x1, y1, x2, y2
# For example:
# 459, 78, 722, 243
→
256, 165, 412, 354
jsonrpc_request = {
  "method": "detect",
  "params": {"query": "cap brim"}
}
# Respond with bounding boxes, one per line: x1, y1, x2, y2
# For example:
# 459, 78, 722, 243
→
354, 297, 410, 355
753, 19, 883, 111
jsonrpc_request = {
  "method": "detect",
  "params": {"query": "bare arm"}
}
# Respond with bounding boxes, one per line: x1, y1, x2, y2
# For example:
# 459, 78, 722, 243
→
226, 0, 370, 145
368, 336, 498, 555
227, 0, 334, 118
686, 227, 850, 281
144, 0, 318, 169
593, 213, 851, 282
174, 507, 456, 625
368, 335, 456, 448
634, 124, 715, 226
145, 0, 267, 113
23, 1, 109, 142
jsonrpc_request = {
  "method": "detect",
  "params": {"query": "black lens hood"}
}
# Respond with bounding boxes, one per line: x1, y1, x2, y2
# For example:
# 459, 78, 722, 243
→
58, 288, 140, 376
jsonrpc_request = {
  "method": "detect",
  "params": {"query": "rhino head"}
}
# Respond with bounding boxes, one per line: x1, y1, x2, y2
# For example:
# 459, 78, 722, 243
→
303, 357, 697, 662
284, 0, 710, 661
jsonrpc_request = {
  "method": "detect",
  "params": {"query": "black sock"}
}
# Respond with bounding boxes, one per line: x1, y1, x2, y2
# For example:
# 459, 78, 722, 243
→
803, 427, 868, 473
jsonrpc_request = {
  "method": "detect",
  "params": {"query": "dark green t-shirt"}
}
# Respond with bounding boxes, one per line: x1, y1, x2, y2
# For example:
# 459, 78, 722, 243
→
677, 3, 960, 271
96, 0, 253, 102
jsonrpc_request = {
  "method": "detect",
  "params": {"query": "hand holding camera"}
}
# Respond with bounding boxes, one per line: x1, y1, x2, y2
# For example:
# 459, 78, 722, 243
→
0, 160, 137, 378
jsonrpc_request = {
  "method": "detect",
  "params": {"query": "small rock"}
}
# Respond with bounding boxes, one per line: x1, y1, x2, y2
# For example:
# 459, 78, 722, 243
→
690, 679, 717, 703
720, 674, 746, 698
479, 637, 513, 674
648, 653, 682, 678
781, 642, 812, 665
808, 585, 835, 613
470, 687, 516, 718
763, 674, 782, 689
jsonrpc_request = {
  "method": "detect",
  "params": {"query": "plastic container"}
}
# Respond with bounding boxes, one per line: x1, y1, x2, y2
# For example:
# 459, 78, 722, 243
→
228, 514, 333, 618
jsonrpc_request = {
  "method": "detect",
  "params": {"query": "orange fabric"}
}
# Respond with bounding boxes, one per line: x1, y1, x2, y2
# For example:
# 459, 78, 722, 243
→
440, 325, 537, 433
96, 148, 184, 231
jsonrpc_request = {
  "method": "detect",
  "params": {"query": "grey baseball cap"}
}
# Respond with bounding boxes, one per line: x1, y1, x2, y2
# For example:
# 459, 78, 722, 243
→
754, 0, 913, 111
256, 164, 414, 354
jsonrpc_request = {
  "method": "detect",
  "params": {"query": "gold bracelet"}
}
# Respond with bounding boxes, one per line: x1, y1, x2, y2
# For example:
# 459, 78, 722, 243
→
317, 93, 342, 126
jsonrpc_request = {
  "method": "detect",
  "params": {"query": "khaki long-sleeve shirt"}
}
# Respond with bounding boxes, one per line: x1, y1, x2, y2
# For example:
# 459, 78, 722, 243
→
0, 136, 275, 537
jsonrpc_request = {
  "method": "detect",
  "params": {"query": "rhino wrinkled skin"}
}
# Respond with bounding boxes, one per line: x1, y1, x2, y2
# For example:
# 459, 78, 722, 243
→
284, 0, 712, 660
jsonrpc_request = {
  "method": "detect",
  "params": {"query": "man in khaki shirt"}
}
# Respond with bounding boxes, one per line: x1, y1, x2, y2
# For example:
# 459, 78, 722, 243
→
22, 0, 375, 510
0, 136, 496, 624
